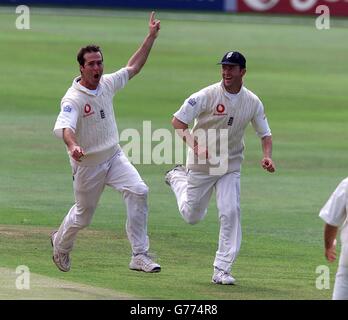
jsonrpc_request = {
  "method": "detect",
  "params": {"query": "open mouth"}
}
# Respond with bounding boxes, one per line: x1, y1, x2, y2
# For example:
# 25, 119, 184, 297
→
94, 74, 100, 79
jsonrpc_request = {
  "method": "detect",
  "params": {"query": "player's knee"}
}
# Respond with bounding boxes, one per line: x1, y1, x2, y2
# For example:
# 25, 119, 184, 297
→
184, 215, 201, 225
219, 205, 239, 218
125, 182, 149, 197
75, 206, 96, 227
181, 204, 205, 225
217, 199, 239, 216
219, 212, 231, 222
219, 211, 239, 226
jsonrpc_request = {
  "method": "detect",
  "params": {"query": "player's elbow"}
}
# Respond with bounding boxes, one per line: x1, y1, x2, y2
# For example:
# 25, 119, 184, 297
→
126, 65, 141, 79
132, 66, 141, 76
261, 134, 272, 142
171, 117, 177, 128
172, 117, 188, 130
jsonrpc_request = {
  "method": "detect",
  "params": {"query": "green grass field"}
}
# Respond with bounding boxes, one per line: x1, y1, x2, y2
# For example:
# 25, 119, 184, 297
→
0, 6, 347, 300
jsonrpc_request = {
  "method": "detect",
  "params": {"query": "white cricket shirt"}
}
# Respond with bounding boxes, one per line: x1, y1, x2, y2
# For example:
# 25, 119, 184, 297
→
174, 81, 271, 174
319, 177, 348, 244
53, 68, 129, 166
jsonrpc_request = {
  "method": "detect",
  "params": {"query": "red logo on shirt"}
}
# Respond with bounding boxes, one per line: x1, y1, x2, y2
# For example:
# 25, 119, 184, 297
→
84, 104, 91, 113
214, 104, 227, 116
83, 104, 95, 118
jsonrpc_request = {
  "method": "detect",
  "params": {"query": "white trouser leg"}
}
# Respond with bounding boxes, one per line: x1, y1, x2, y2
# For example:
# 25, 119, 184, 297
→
333, 246, 348, 300
214, 171, 241, 273
170, 169, 216, 224
55, 163, 106, 253
106, 150, 149, 255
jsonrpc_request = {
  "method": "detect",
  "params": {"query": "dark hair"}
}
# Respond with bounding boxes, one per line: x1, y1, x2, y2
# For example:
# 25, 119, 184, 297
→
77, 45, 103, 66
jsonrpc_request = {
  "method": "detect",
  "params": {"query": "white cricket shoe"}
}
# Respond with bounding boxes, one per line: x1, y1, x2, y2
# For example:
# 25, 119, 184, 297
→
165, 165, 186, 186
129, 254, 161, 273
51, 231, 71, 272
212, 268, 235, 285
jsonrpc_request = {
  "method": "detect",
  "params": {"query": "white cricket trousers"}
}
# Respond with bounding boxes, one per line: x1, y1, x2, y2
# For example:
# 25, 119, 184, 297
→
54, 149, 149, 255
333, 245, 348, 300
170, 169, 241, 273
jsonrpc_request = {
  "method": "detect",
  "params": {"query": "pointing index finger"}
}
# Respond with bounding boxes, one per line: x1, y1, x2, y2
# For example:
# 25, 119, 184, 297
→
150, 11, 155, 23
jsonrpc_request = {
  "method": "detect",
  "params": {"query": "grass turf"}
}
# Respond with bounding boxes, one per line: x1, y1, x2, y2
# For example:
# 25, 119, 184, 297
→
0, 7, 347, 299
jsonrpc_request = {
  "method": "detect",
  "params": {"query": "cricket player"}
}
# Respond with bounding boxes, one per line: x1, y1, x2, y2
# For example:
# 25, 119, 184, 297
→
319, 177, 348, 299
165, 51, 275, 284
51, 12, 161, 273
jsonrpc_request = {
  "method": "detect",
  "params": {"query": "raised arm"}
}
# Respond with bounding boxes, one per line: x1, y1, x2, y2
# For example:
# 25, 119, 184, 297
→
126, 11, 160, 80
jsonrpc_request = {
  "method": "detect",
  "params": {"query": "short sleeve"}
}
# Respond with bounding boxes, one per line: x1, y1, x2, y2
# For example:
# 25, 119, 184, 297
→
102, 67, 129, 94
53, 103, 79, 139
173, 91, 207, 125
319, 178, 348, 227
251, 100, 272, 138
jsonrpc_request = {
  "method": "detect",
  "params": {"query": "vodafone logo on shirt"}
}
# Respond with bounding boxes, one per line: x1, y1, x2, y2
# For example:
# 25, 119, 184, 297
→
83, 104, 95, 118
214, 104, 227, 116
238, 0, 348, 16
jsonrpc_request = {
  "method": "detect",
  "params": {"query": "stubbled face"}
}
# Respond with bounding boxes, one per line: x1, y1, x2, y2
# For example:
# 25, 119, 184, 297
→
80, 51, 104, 89
221, 64, 246, 90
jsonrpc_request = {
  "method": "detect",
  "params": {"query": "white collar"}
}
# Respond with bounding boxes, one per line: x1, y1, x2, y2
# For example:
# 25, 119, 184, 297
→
73, 76, 101, 96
